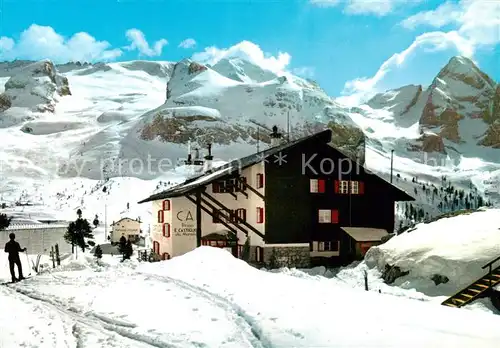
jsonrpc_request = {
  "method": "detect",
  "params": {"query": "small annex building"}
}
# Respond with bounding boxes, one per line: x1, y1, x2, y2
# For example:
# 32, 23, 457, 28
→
138, 127, 414, 268
110, 217, 141, 243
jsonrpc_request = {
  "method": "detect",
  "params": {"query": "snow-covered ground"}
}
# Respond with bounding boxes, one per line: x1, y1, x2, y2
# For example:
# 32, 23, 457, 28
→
365, 208, 500, 295
2, 247, 500, 347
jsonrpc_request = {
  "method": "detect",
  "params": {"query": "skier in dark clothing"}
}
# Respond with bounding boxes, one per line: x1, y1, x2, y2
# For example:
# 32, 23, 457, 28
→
4, 233, 27, 282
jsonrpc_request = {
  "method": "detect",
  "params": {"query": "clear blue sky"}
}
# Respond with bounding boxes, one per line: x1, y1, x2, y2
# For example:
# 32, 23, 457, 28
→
0, 0, 499, 98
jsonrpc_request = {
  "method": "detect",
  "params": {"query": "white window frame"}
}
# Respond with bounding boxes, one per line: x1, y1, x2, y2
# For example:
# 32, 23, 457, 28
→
315, 241, 339, 252
339, 180, 349, 194
310, 179, 319, 193
350, 181, 359, 194
318, 241, 330, 251
318, 209, 331, 223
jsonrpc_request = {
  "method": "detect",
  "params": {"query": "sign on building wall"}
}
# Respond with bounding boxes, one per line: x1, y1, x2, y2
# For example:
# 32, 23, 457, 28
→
174, 210, 196, 237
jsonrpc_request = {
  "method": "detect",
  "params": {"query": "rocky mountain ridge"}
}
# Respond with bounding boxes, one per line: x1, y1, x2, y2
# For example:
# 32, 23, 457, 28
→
367, 56, 500, 154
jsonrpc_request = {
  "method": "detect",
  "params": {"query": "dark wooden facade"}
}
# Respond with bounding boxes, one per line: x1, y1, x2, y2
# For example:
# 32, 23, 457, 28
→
265, 133, 413, 265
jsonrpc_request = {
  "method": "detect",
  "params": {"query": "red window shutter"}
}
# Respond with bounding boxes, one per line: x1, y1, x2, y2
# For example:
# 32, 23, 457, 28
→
162, 200, 170, 211
318, 179, 325, 193
162, 223, 170, 237
256, 207, 264, 223
157, 210, 164, 223
334, 180, 339, 193
359, 181, 365, 194
331, 210, 339, 223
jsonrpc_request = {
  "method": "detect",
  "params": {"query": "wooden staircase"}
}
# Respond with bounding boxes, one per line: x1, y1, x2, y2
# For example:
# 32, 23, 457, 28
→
442, 256, 500, 308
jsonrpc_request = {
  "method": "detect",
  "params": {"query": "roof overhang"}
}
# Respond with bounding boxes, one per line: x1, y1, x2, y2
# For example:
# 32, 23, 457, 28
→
341, 227, 388, 242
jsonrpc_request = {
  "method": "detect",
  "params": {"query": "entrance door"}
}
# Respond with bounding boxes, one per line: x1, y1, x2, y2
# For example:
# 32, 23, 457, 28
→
153, 241, 160, 254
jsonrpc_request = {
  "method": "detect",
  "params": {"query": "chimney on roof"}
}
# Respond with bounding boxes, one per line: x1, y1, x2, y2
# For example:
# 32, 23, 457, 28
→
203, 143, 214, 172
184, 140, 193, 165
269, 125, 283, 148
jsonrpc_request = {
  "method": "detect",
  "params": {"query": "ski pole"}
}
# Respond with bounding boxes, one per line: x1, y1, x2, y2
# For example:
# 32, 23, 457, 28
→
25, 250, 31, 276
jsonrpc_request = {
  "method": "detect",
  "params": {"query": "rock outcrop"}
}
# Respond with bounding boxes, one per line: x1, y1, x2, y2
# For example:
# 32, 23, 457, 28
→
418, 57, 497, 145
0, 60, 71, 113
407, 132, 446, 154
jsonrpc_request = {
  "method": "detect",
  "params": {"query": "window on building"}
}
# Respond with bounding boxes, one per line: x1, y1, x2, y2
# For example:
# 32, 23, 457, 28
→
213, 208, 231, 223
310, 179, 325, 193
235, 177, 247, 192
162, 200, 170, 210
162, 223, 170, 238
256, 173, 264, 188
213, 178, 243, 193
210, 240, 217, 247
235, 208, 247, 223
217, 241, 226, 247
318, 209, 339, 223
340, 180, 349, 194
350, 181, 359, 194
317, 241, 340, 252
256, 246, 263, 262
157, 210, 164, 223
256, 207, 264, 223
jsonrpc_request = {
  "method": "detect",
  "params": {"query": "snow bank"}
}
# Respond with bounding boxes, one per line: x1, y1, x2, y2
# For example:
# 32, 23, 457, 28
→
137, 246, 500, 347
366, 208, 500, 293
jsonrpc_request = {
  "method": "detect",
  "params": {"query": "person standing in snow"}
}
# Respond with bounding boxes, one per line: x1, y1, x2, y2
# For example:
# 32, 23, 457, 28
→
4, 233, 27, 283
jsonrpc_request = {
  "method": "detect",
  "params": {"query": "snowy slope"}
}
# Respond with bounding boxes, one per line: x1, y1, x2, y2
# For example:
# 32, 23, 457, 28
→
2, 247, 500, 347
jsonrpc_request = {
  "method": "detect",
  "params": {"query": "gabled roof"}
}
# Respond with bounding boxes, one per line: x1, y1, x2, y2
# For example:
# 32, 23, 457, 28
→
111, 217, 141, 226
138, 129, 332, 203
138, 128, 414, 204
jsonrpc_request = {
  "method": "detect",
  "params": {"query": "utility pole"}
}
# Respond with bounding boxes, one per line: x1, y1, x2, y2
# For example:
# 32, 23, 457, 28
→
287, 111, 290, 143
104, 203, 107, 241
256, 127, 260, 153
390, 149, 394, 183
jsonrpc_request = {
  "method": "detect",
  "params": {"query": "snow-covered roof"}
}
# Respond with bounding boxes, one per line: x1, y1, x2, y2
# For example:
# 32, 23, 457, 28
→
111, 217, 141, 226
138, 129, 334, 203
4, 224, 67, 231
341, 227, 388, 242
138, 128, 414, 204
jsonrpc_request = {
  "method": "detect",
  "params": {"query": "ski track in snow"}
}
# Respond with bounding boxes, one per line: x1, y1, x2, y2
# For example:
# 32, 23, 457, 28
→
2, 284, 171, 348
3, 269, 269, 348
141, 272, 270, 348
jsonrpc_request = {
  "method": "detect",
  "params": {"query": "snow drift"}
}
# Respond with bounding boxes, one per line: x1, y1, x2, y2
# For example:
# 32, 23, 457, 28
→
365, 208, 500, 293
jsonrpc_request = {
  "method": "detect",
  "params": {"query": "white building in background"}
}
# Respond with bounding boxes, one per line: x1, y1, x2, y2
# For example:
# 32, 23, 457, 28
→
110, 218, 141, 243
0, 223, 71, 255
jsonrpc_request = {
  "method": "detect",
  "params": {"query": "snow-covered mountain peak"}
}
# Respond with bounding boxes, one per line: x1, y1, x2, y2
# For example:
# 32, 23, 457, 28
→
211, 57, 278, 83
434, 55, 496, 91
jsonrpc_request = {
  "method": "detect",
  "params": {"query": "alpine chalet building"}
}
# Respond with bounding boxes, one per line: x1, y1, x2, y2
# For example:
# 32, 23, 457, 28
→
138, 127, 414, 268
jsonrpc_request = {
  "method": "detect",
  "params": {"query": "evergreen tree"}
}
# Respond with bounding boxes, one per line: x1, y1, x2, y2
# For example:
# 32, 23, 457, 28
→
118, 236, 128, 259
64, 210, 94, 253
123, 240, 133, 260
0, 213, 11, 230
94, 245, 103, 259
241, 236, 251, 262
268, 248, 279, 269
